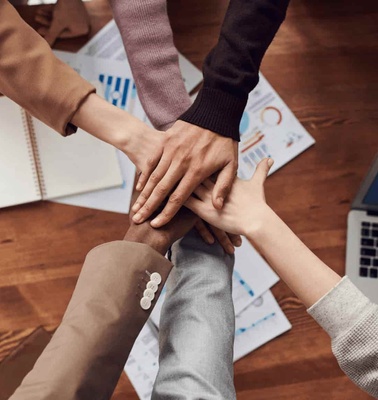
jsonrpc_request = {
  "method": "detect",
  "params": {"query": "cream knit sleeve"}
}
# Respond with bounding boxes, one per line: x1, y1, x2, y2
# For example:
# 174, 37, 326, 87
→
308, 276, 378, 398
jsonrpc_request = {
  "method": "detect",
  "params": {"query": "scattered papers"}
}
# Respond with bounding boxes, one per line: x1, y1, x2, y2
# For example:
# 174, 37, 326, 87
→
238, 74, 315, 179
234, 290, 291, 361
51, 51, 141, 213
78, 19, 203, 94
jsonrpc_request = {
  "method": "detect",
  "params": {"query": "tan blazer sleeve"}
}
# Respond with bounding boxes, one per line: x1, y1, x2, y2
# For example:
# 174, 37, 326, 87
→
0, 0, 95, 136
9, 241, 172, 400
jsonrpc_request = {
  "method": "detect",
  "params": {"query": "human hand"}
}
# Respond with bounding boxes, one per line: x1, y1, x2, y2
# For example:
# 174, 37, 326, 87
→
35, 0, 90, 46
132, 120, 238, 228
195, 220, 242, 254
185, 158, 274, 237
123, 125, 165, 181
71, 93, 165, 180
124, 203, 198, 255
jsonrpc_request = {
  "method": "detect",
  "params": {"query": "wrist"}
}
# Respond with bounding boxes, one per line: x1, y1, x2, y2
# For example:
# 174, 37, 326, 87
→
71, 93, 133, 149
123, 226, 170, 256
244, 205, 277, 243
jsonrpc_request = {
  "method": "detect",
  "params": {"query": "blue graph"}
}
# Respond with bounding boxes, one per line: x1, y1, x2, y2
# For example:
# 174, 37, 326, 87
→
99, 74, 130, 110
233, 269, 254, 297
235, 312, 276, 336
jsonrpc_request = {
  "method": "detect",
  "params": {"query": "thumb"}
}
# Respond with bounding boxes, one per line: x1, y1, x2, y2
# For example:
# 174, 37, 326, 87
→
212, 163, 236, 210
252, 158, 274, 186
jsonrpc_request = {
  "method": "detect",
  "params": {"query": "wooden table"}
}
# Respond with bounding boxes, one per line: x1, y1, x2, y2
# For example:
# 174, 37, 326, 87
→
1, 0, 378, 398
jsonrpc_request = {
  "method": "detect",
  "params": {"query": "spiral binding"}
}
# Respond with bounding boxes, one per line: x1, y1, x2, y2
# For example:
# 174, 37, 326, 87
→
21, 110, 47, 199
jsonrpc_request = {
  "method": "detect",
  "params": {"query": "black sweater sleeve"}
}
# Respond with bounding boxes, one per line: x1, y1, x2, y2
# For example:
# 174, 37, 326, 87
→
179, 0, 290, 141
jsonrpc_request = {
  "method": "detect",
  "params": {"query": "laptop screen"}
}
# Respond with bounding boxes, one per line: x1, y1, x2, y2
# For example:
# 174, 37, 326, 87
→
364, 173, 378, 205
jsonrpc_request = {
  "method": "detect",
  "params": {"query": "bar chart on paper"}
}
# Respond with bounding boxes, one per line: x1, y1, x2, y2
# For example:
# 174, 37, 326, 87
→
233, 290, 292, 361
237, 74, 315, 180
98, 75, 138, 113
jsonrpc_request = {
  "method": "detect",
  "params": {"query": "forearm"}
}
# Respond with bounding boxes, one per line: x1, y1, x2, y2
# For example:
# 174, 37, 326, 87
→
71, 92, 145, 150
0, 0, 95, 135
10, 241, 172, 400
110, 0, 191, 130
180, 0, 290, 140
247, 206, 341, 308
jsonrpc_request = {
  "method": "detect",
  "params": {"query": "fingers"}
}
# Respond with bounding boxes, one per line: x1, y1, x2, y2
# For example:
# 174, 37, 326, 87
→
42, 18, 66, 46
132, 158, 171, 213
210, 226, 235, 255
212, 162, 237, 210
185, 196, 207, 220
202, 179, 215, 190
192, 184, 212, 202
195, 220, 215, 245
133, 165, 183, 223
35, 13, 52, 27
135, 155, 163, 193
228, 233, 242, 247
150, 174, 203, 227
252, 158, 274, 186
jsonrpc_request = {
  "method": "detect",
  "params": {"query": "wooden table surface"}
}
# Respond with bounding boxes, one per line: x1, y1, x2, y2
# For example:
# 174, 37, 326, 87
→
1, 0, 378, 398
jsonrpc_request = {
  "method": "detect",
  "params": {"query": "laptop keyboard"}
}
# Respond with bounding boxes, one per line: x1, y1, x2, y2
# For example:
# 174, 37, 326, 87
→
360, 221, 378, 278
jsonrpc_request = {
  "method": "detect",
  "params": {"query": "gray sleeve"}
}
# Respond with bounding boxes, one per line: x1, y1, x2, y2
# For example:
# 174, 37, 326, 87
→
308, 276, 378, 398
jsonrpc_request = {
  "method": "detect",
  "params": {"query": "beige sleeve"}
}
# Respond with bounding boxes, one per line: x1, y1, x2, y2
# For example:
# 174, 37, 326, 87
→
10, 241, 172, 400
0, 0, 95, 135
308, 277, 378, 398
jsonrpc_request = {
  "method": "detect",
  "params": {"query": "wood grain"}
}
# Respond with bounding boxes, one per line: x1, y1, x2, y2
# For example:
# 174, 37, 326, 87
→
1, 0, 377, 398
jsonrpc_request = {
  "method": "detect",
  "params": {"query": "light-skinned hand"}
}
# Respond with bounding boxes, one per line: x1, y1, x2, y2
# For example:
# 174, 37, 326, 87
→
185, 158, 274, 237
131, 120, 238, 228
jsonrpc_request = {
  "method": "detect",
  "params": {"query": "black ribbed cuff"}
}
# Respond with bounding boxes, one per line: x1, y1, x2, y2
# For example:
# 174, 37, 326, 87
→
179, 87, 247, 142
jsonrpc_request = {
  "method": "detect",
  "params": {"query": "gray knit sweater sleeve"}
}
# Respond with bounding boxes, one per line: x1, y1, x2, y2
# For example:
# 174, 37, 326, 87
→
308, 276, 378, 398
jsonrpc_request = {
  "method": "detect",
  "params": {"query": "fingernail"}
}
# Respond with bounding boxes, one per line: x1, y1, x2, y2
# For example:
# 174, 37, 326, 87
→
136, 183, 142, 191
151, 217, 161, 227
235, 238, 242, 247
133, 213, 142, 223
207, 237, 215, 245
267, 158, 274, 167
217, 197, 224, 208
132, 202, 140, 212
227, 245, 235, 254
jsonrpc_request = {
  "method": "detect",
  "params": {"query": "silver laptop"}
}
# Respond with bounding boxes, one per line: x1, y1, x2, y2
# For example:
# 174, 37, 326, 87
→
346, 155, 378, 303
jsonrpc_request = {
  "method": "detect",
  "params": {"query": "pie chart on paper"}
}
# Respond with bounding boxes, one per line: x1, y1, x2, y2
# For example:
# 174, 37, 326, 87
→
260, 106, 282, 126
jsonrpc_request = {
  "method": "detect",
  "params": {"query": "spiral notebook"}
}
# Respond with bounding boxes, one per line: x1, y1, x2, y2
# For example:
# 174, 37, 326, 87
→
0, 96, 123, 209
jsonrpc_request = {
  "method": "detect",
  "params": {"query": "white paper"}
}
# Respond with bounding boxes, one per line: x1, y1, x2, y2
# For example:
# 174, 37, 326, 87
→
78, 19, 203, 94
149, 239, 279, 327
32, 117, 123, 199
238, 74, 315, 180
0, 98, 40, 208
124, 322, 160, 400
56, 150, 135, 213
52, 51, 138, 213
233, 239, 279, 314
233, 290, 291, 361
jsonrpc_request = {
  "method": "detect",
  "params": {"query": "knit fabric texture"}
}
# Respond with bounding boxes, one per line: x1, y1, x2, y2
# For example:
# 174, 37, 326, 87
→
308, 277, 378, 398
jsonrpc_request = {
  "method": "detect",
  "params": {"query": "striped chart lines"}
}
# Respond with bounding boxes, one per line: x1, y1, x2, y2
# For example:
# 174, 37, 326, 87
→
235, 312, 276, 336
99, 74, 133, 110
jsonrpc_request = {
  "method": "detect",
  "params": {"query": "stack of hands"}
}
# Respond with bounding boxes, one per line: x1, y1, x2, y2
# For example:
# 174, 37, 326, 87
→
125, 156, 274, 258
130, 120, 241, 254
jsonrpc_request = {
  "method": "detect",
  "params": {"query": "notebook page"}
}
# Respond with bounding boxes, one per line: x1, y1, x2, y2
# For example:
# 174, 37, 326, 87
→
30, 117, 123, 199
0, 98, 41, 208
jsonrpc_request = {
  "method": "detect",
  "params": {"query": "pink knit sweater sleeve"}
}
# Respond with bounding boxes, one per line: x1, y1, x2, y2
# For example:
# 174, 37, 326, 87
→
110, 0, 191, 131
